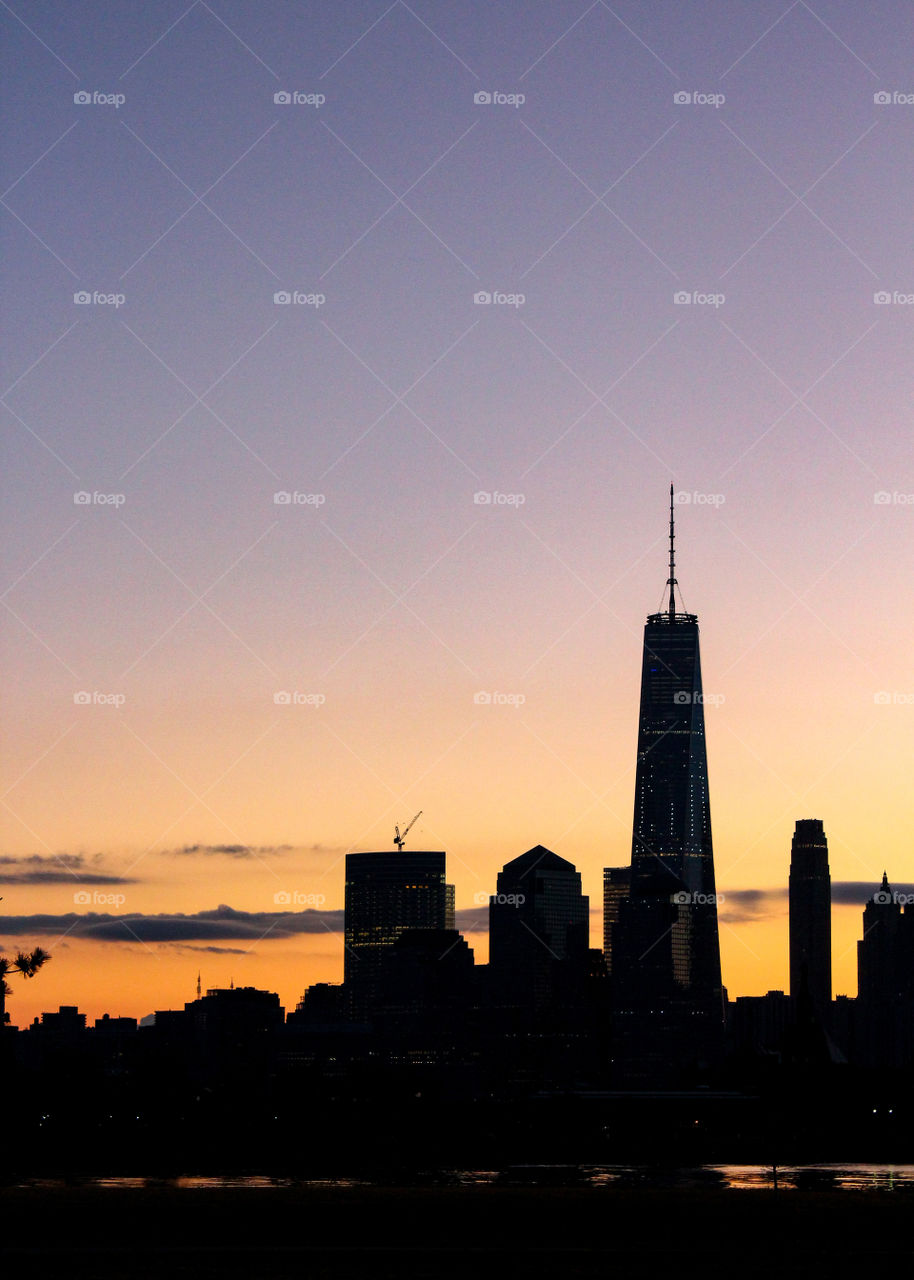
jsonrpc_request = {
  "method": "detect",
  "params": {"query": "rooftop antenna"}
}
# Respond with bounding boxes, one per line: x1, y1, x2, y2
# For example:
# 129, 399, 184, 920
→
196, 971, 201, 999
667, 483, 677, 622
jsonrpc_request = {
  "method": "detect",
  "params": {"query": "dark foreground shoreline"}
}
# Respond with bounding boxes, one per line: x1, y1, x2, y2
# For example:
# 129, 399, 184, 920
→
4, 1183, 913, 1279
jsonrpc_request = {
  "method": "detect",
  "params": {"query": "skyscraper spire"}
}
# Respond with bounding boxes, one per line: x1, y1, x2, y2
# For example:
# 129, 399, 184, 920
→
667, 483, 677, 622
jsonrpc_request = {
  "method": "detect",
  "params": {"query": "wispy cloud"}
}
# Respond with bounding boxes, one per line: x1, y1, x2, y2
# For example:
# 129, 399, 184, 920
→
0, 854, 137, 886
0, 903, 344, 941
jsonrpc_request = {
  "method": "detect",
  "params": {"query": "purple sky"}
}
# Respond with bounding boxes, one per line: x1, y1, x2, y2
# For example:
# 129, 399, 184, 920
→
1, 1, 913, 1015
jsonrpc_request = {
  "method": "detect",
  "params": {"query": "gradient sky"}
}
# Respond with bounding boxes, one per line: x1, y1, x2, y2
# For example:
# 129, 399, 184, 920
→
2, 1, 912, 1026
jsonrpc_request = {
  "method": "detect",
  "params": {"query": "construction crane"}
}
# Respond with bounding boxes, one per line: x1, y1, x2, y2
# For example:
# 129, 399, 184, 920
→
394, 811, 422, 852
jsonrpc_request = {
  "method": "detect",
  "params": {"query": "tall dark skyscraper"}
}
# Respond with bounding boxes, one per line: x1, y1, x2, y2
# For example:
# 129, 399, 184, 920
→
613, 489, 724, 1079
602, 866, 630, 975
344, 850, 454, 1018
788, 818, 831, 1018
856, 873, 914, 1069
489, 845, 589, 1012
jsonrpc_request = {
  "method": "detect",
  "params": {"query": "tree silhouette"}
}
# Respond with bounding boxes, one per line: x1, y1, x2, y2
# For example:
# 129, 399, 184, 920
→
0, 948, 51, 1025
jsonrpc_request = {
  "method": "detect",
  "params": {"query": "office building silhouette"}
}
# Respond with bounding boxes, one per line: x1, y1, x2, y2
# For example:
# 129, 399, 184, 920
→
602, 866, 630, 975
344, 850, 454, 1018
489, 845, 589, 1013
789, 818, 832, 1018
613, 488, 724, 1079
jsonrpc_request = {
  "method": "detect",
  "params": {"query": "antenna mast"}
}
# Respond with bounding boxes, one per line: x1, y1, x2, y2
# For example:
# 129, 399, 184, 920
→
667, 483, 677, 622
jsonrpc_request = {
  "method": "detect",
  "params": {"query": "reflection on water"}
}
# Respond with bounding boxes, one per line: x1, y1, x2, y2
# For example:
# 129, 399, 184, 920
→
708, 1164, 914, 1191
15, 1164, 914, 1191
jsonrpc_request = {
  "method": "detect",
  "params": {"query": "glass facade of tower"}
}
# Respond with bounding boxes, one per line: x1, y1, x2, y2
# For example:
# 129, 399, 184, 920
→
489, 845, 589, 1010
602, 866, 630, 975
344, 851, 454, 1017
631, 612, 714, 900
788, 818, 831, 1019
613, 602, 724, 1079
